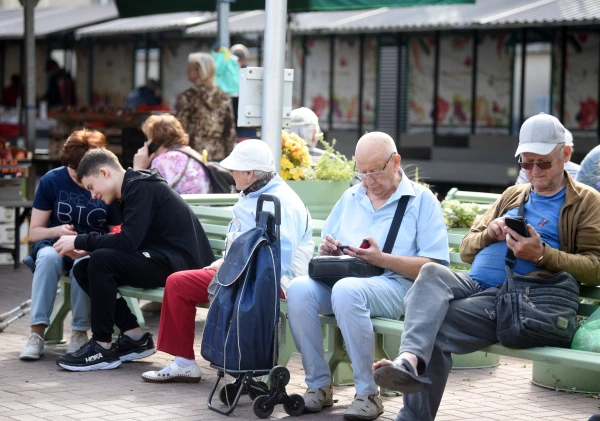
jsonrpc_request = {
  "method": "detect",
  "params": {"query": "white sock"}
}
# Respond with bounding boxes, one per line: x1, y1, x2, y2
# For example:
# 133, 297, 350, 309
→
125, 332, 145, 341
174, 356, 197, 368
157, 362, 179, 375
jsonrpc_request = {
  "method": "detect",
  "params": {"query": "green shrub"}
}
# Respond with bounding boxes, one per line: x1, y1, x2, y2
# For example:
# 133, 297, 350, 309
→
441, 200, 481, 229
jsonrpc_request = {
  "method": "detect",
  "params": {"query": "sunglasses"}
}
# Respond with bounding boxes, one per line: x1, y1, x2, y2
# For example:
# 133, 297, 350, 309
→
354, 153, 396, 181
518, 145, 564, 171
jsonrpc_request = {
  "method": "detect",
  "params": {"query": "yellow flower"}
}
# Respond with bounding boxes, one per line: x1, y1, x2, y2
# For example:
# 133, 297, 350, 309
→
281, 130, 314, 180
281, 157, 294, 169
289, 167, 303, 180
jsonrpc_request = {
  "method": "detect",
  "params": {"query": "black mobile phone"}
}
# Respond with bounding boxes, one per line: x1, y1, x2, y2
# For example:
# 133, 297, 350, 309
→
337, 245, 351, 251
504, 216, 529, 238
147, 142, 159, 155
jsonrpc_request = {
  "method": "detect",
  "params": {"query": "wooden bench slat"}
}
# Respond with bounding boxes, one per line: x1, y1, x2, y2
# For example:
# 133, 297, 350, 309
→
203, 224, 229, 236
481, 344, 600, 371
191, 206, 233, 221
209, 239, 226, 250
181, 193, 239, 206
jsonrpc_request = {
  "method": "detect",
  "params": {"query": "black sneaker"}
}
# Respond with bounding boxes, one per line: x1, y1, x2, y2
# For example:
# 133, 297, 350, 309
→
115, 332, 156, 362
57, 339, 121, 372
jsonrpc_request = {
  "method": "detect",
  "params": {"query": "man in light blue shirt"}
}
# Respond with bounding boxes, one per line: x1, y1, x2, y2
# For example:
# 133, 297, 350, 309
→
286, 132, 449, 421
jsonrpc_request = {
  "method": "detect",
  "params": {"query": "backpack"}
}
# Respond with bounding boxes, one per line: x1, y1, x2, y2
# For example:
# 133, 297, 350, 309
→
172, 148, 236, 194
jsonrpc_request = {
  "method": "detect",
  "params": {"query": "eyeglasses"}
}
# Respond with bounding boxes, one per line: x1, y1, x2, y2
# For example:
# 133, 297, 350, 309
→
518, 145, 564, 170
354, 153, 396, 181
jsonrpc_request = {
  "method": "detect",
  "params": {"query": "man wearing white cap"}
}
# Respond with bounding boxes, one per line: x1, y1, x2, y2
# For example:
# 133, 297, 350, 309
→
142, 139, 314, 383
516, 125, 579, 184
288, 107, 326, 159
371, 113, 600, 421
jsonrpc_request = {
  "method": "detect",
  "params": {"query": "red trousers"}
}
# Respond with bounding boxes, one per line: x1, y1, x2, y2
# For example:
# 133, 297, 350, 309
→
157, 268, 216, 360
157, 268, 286, 360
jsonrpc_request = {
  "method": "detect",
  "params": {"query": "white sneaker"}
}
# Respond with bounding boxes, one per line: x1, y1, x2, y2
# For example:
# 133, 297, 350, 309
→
344, 392, 384, 421
303, 384, 334, 413
20, 333, 44, 360
67, 330, 88, 354
141, 362, 201, 383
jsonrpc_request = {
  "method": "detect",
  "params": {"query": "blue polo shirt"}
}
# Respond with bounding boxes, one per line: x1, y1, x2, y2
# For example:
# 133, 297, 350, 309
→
322, 170, 449, 283
469, 187, 565, 288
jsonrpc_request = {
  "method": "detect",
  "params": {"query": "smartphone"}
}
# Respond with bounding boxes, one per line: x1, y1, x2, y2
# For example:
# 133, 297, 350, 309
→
359, 239, 371, 249
147, 142, 159, 155
504, 216, 529, 238
337, 245, 351, 252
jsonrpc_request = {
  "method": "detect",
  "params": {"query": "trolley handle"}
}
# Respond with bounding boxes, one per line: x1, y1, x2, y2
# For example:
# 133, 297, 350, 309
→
256, 194, 281, 226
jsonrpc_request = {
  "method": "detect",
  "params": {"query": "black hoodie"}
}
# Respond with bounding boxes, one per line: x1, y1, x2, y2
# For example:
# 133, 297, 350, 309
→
74, 168, 215, 272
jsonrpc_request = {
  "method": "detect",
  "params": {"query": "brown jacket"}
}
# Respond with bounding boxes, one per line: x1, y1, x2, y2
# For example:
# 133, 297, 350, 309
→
175, 84, 236, 161
460, 171, 600, 285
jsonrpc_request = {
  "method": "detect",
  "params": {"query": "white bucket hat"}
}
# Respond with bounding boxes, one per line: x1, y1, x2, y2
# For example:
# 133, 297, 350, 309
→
515, 113, 566, 157
220, 139, 275, 172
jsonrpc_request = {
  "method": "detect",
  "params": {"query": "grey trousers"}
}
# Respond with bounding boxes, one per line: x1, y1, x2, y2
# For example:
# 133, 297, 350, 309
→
396, 263, 500, 421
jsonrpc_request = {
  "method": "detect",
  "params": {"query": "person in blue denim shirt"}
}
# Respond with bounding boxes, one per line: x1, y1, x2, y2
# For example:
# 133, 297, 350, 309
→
20, 130, 121, 361
576, 144, 600, 193
286, 132, 449, 421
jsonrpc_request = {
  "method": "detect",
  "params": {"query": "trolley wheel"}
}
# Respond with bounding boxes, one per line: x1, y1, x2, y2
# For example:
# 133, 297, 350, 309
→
252, 395, 274, 419
268, 365, 290, 387
283, 393, 305, 416
248, 381, 269, 401
219, 383, 240, 405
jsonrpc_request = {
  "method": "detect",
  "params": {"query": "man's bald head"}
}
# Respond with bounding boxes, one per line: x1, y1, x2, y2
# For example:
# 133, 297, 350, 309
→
355, 132, 397, 162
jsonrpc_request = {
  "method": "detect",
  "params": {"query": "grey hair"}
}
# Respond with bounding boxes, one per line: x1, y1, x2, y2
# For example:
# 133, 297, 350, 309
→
253, 170, 273, 180
287, 125, 319, 147
231, 44, 249, 62
188, 52, 216, 86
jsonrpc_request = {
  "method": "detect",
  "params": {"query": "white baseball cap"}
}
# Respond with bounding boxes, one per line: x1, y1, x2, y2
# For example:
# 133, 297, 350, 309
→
565, 129, 573, 147
290, 107, 319, 127
220, 139, 275, 172
515, 113, 566, 157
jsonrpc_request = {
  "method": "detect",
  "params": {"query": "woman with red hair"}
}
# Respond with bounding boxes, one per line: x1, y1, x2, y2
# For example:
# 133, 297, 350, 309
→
20, 130, 121, 361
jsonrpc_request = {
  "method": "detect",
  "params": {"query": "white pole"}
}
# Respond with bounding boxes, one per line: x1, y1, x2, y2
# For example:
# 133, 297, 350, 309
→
216, 0, 230, 47
261, 0, 287, 173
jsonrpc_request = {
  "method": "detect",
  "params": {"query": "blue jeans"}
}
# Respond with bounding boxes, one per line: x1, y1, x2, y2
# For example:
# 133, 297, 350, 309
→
29, 246, 90, 331
287, 275, 412, 395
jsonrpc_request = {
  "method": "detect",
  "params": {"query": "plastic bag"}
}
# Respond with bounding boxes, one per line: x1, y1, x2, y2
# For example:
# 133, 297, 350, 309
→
211, 47, 240, 95
571, 307, 600, 352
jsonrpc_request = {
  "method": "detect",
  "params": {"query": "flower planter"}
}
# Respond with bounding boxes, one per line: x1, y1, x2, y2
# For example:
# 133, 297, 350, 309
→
286, 180, 351, 220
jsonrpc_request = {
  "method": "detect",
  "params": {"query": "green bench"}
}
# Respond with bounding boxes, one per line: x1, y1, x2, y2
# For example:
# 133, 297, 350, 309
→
46, 192, 600, 394
445, 188, 500, 207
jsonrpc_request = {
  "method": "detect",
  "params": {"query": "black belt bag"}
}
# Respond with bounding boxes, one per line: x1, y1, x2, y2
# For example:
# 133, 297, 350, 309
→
308, 195, 410, 288
495, 190, 580, 349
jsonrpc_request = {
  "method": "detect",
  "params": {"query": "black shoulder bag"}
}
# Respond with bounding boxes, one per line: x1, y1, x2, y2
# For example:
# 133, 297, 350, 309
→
495, 190, 580, 349
308, 195, 410, 288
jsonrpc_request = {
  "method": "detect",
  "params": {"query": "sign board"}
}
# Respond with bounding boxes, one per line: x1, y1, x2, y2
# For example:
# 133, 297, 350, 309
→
237, 67, 294, 128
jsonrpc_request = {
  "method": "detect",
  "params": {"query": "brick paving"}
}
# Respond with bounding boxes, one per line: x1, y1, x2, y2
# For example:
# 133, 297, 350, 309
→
1, 265, 599, 421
